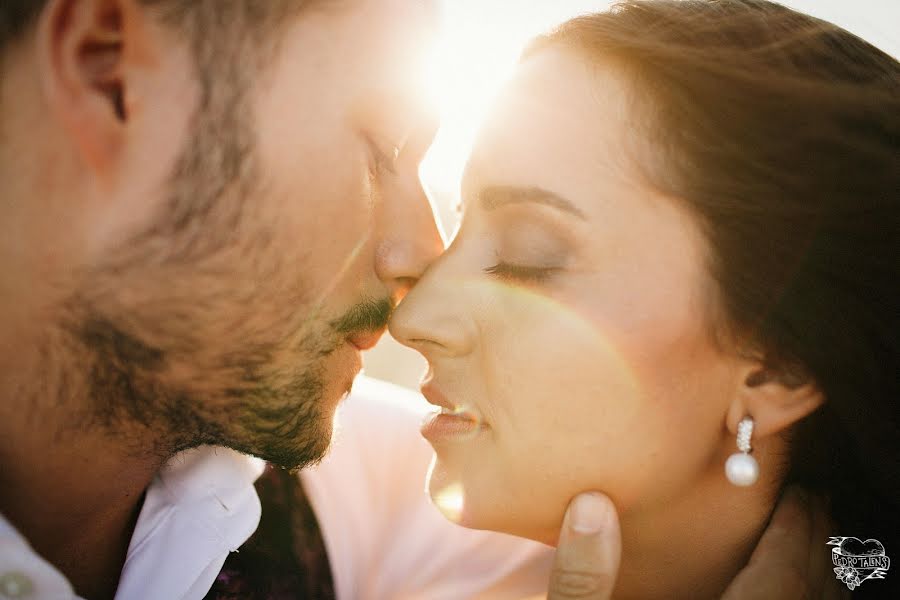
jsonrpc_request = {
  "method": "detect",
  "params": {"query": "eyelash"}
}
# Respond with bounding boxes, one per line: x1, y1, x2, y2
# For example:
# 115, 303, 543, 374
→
483, 262, 557, 284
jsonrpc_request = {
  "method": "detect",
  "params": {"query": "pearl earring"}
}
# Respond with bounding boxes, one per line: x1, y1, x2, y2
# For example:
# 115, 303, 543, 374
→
725, 416, 759, 486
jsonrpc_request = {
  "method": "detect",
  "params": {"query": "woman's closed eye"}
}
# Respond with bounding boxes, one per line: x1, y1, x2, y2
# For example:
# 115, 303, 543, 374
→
484, 262, 560, 284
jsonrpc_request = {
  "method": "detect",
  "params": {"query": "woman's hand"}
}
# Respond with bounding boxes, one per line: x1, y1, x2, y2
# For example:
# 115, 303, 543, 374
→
546, 487, 848, 599
547, 493, 621, 600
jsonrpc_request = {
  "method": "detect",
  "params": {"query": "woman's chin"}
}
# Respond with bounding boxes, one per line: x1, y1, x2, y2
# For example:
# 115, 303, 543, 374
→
425, 456, 561, 544
425, 456, 473, 526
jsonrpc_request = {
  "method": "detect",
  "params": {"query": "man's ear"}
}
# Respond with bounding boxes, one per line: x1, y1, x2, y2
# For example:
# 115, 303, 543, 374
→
36, 0, 143, 176
726, 360, 824, 439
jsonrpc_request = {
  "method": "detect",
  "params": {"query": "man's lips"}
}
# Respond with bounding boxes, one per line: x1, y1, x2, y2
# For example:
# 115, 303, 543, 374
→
348, 328, 386, 351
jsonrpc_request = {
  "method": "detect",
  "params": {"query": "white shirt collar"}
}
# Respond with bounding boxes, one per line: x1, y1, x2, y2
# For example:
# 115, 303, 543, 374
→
0, 446, 264, 600
0, 517, 75, 599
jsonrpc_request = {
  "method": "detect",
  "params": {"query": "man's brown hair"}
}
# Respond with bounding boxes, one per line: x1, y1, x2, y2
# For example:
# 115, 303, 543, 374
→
0, 1, 304, 53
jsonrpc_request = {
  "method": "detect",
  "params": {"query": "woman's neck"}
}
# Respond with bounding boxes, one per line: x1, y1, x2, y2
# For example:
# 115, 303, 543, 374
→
612, 470, 780, 599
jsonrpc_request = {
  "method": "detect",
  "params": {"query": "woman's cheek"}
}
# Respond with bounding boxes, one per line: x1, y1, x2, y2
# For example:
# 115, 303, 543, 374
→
484, 302, 650, 528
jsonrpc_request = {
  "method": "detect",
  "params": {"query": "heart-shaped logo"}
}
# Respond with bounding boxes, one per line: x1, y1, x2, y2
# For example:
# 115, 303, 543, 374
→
828, 536, 891, 590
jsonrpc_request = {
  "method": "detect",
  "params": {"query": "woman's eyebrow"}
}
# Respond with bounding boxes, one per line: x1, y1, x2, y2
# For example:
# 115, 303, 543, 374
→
479, 185, 586, 220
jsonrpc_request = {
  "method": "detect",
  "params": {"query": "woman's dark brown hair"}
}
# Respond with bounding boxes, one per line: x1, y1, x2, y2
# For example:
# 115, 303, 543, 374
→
531, 0, 899, 581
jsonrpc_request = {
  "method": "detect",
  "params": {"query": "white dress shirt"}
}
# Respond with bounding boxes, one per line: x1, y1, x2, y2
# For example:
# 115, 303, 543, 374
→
0, 376, 552, 599
0, 445, 264, 600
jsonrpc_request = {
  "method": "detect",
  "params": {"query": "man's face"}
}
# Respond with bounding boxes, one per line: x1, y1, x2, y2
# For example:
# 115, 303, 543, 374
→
23, 0, 443, 467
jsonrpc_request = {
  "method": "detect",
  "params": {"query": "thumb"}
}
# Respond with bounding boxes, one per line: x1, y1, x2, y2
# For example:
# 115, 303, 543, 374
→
547, 492, 622, 600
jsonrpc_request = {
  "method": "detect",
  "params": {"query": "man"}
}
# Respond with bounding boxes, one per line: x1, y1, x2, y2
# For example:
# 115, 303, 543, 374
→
0, 1, 838, 599
1, 1, 446, 597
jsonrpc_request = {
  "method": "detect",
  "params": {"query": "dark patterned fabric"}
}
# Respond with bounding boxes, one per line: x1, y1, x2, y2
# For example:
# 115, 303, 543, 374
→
203, 465, 336, 600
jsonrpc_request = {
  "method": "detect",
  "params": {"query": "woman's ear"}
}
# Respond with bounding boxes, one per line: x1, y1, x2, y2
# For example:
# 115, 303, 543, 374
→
726, 361, 824, 438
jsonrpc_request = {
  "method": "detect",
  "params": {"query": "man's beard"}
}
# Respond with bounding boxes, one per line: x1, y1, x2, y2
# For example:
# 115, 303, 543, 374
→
54, 295, 390, 471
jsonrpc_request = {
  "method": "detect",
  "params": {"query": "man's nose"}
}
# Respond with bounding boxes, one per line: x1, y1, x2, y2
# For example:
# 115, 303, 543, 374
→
375, 175, 445, 304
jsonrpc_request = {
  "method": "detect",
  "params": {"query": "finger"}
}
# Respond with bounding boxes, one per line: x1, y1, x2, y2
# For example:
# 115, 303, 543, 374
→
548, 492, 621, 600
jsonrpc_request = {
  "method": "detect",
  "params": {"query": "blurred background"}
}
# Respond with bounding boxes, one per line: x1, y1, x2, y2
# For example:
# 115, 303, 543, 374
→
363, 0, 900, 390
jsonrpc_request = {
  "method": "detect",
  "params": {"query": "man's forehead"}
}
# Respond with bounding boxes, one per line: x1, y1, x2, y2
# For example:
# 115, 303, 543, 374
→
326, 0, 439, 69
350, 1, 442, 105
336, 0, 440, 28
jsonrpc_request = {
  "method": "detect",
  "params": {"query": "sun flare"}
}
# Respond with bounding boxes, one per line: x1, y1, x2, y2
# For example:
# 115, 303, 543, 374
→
419, 1, 613, 231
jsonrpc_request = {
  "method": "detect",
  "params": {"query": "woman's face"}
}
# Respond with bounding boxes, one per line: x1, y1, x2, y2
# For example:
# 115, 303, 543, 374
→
390, 47, 743, 544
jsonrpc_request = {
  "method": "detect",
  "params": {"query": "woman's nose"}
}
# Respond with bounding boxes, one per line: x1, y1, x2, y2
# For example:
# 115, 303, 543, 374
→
388, 257, 475, 359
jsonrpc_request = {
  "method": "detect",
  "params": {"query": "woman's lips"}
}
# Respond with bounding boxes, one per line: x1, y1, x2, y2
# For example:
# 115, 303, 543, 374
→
420, 383, 487, 443
421, 410, 484, 442
420, 382, 455, 411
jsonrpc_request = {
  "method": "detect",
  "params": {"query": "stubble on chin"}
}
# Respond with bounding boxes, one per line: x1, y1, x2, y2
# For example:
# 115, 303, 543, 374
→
39, 297, 340, 471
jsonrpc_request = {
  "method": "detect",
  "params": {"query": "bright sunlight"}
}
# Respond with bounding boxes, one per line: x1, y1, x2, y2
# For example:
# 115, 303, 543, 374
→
419, 0, 612, 230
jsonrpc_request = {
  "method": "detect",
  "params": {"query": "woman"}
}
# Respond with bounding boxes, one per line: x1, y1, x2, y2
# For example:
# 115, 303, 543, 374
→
390, 1, 900, 598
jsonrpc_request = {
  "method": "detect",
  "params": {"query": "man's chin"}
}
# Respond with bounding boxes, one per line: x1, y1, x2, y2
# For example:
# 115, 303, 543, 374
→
221, 345, 357, 471
248, 430, 334, 472
234, 408, 338, 471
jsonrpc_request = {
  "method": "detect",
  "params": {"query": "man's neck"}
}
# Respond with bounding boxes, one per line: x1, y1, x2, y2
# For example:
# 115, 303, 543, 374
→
0, 400, 165, 599
0, 308, 176, 598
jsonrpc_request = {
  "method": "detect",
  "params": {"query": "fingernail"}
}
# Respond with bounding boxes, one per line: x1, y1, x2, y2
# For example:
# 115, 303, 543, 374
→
569, 493, 612, 534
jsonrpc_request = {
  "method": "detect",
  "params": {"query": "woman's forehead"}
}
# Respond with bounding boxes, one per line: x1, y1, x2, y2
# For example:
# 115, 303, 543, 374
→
462, 48, 647, 206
